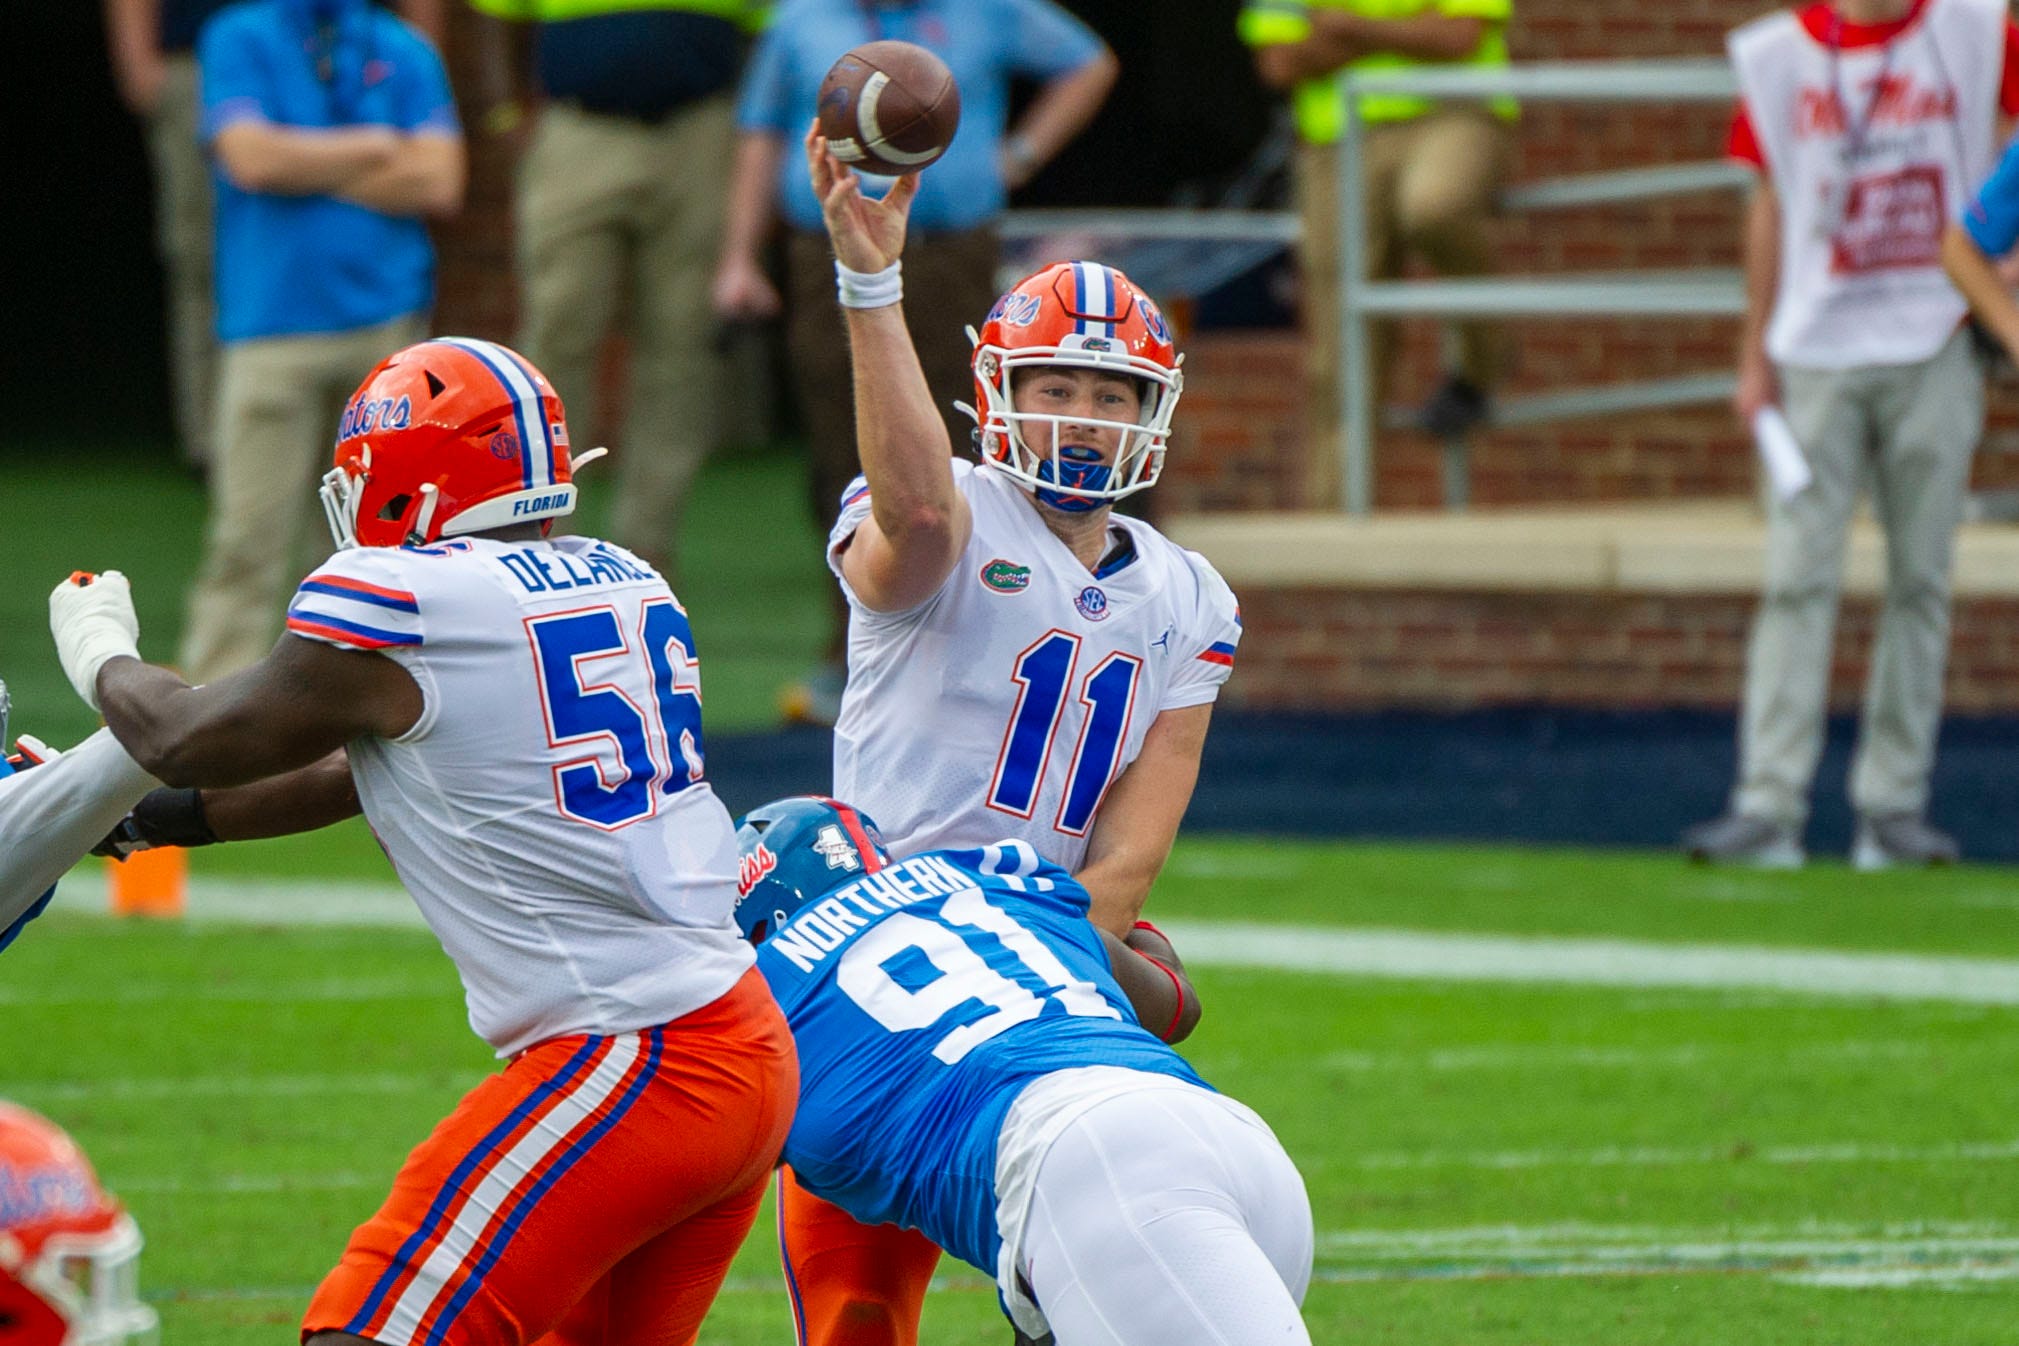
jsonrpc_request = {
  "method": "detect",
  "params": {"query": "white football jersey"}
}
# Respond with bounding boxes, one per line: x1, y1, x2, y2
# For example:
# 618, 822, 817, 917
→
827, 460, 1241, 866
287, 535, 754, 1057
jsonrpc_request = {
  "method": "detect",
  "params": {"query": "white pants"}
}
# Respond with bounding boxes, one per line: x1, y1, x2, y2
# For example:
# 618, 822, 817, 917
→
0, 729, 157, 925
999, 1068, 1314, 1345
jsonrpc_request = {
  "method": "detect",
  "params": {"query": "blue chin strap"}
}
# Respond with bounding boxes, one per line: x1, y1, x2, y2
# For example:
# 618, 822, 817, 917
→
1034, 445, 1112, 513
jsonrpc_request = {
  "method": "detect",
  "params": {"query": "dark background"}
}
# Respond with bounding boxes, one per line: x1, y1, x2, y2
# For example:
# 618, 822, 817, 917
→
8, 2, 1274, 440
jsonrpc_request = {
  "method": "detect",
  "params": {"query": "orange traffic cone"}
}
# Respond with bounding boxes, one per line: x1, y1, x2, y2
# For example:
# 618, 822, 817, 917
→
108, 846, 187, 918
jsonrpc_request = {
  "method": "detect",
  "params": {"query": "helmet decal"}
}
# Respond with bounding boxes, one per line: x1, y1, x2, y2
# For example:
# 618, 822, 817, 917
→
430, 337, 559, 492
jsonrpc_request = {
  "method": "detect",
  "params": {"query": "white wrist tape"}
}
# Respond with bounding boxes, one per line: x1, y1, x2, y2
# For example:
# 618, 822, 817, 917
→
49, 571, 142, 712
836, 259, 903, 310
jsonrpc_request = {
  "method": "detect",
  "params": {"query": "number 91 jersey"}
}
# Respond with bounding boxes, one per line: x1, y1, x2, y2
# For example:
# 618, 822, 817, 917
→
754, 840, 1205, 1277
827, 460, 1242, 864
286, 534, 756, 1058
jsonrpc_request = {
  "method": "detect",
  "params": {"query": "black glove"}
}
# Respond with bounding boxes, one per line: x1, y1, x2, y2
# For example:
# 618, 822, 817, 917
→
93, 787, 218, 859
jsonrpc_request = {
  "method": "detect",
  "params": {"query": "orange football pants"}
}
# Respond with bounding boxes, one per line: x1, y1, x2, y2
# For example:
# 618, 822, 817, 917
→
777, 1167, 943, 1346
304, 969, 795, 1346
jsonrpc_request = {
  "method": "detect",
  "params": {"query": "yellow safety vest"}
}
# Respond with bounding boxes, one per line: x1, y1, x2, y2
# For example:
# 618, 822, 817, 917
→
1238, 0, 1517, 143
468, 0, 765, 32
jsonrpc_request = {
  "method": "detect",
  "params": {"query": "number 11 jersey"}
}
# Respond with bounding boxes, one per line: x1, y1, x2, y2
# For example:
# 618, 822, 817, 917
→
827, 460, 1242, 865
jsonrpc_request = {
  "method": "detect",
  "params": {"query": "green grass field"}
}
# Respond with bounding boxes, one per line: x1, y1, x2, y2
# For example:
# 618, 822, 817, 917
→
11, 840, 2019, 1344
8, 442, 2019, 1342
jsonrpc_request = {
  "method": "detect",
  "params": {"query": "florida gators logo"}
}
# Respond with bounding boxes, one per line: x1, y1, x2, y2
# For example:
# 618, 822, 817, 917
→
986, 293, 1043, 327
981, 559, 1032, 593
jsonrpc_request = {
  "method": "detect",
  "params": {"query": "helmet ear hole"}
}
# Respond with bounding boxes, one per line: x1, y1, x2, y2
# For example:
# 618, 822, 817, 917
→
424, 370, 446, 398
377, 493, 412, 521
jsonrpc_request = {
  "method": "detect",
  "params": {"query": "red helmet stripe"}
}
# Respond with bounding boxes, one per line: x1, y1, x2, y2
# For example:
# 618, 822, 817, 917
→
813, 796, 885, 874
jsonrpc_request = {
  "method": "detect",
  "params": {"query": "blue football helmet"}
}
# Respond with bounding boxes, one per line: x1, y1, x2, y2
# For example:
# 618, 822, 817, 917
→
733, 796, 892, 944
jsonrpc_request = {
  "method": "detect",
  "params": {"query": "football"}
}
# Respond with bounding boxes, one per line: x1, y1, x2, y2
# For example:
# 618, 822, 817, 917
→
816, 40, 961, 178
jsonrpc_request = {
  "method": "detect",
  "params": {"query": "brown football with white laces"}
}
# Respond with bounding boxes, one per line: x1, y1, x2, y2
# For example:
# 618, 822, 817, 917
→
816, 40, 962, 177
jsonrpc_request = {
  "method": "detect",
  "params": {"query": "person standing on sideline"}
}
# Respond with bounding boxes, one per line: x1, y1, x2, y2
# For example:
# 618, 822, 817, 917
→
1240, 0, 1517, 506
181, 0, 464, 685
713, 0, 1118, 725
467, 0, 767, 579
103, 0, 445, 477
1685, 0, 2019, 869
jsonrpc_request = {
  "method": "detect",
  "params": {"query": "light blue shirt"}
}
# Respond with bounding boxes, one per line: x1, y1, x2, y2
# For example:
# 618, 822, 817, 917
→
736, 0, 1104, 232
200, 0, 460, 342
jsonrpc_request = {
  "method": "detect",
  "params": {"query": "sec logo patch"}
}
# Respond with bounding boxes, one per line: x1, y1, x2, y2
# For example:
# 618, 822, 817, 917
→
1075, 586, 1109, 621
981, 559, 1032, 594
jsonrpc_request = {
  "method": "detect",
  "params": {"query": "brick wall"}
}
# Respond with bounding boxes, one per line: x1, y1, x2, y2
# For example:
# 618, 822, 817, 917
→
1226, 590, 2019, 712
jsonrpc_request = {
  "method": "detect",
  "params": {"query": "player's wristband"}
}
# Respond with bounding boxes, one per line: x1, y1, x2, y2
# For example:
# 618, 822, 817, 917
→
836, 259, 902, 310
1139, 953, 1187, 1042
1132, 918, 1169, 942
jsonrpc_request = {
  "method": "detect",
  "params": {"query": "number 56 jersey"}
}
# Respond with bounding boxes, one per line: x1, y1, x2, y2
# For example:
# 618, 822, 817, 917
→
287, 534, 756, 1058
827, 460, 1242, 864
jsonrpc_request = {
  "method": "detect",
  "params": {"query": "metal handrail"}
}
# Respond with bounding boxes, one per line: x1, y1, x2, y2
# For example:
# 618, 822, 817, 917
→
1337, 59, 1744, 514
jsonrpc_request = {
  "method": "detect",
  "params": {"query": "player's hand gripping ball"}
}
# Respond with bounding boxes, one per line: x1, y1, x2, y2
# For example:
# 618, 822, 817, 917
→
817, 40, 961, 177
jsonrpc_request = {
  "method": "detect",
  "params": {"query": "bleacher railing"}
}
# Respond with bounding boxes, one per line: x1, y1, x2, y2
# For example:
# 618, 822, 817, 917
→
1337, 59, 1747, 513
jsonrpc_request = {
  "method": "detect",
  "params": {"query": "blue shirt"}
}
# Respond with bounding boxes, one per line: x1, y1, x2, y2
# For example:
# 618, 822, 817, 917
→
1964, 133, 2019, 258
200, 0, 460, 342
735, 0, 1104, 232
754, 841, 1204, 1276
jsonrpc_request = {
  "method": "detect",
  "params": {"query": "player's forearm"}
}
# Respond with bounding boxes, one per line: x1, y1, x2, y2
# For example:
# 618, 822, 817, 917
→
848, 304, 962, 542
721, 133, 786, 265
1097, 924, 1202, 1043
1009, 49, 1119, 176
96, 660, 326, 789
1078, 852, 1162, 936
340, 136, 467, 218
198, 750, 361, 841
1738, 182, 1780, 363
213, 123, 396, 196
1943, 223, 2019, 356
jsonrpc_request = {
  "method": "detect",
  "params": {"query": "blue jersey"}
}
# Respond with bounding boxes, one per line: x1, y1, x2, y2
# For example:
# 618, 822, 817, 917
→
755, 840, 1204, 1274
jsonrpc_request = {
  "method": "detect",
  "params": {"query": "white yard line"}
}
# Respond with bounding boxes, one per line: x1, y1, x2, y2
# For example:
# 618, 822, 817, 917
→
51, 874, 2019, 1003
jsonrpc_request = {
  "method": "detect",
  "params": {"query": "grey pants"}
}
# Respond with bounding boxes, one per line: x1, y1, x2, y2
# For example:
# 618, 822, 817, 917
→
1733, 328, 1982, 826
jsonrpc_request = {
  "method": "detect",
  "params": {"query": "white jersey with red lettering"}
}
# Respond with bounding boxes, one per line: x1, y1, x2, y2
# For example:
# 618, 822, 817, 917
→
287, 534, 754, 1057
1730, 0, 2004, 368
825, 459, 1241, 865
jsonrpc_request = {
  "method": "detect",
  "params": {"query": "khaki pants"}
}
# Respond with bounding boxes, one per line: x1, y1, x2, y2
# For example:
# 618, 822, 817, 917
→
515, 99, 735, 575
1733, 329, 1983, 826
148, 54, 217, 469
182, 315, 426, 683
1297, 109, 1510, 506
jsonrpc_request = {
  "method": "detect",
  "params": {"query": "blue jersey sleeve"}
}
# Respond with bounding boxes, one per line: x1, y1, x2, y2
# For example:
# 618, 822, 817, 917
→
198, 12, 274, 140
1003, 0, 1105, 80
388, 27, 461, 136
734, 23, 795, 133
1964, 134, 2019, 258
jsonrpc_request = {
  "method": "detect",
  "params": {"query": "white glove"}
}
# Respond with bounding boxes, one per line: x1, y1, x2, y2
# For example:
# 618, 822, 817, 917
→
49, 570, 142, 712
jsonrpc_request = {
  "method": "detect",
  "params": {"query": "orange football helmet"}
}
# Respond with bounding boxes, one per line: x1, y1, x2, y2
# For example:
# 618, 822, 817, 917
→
965, 262, 1183, 510
0, 1102, 156, 1345
319, 338, 607, 550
